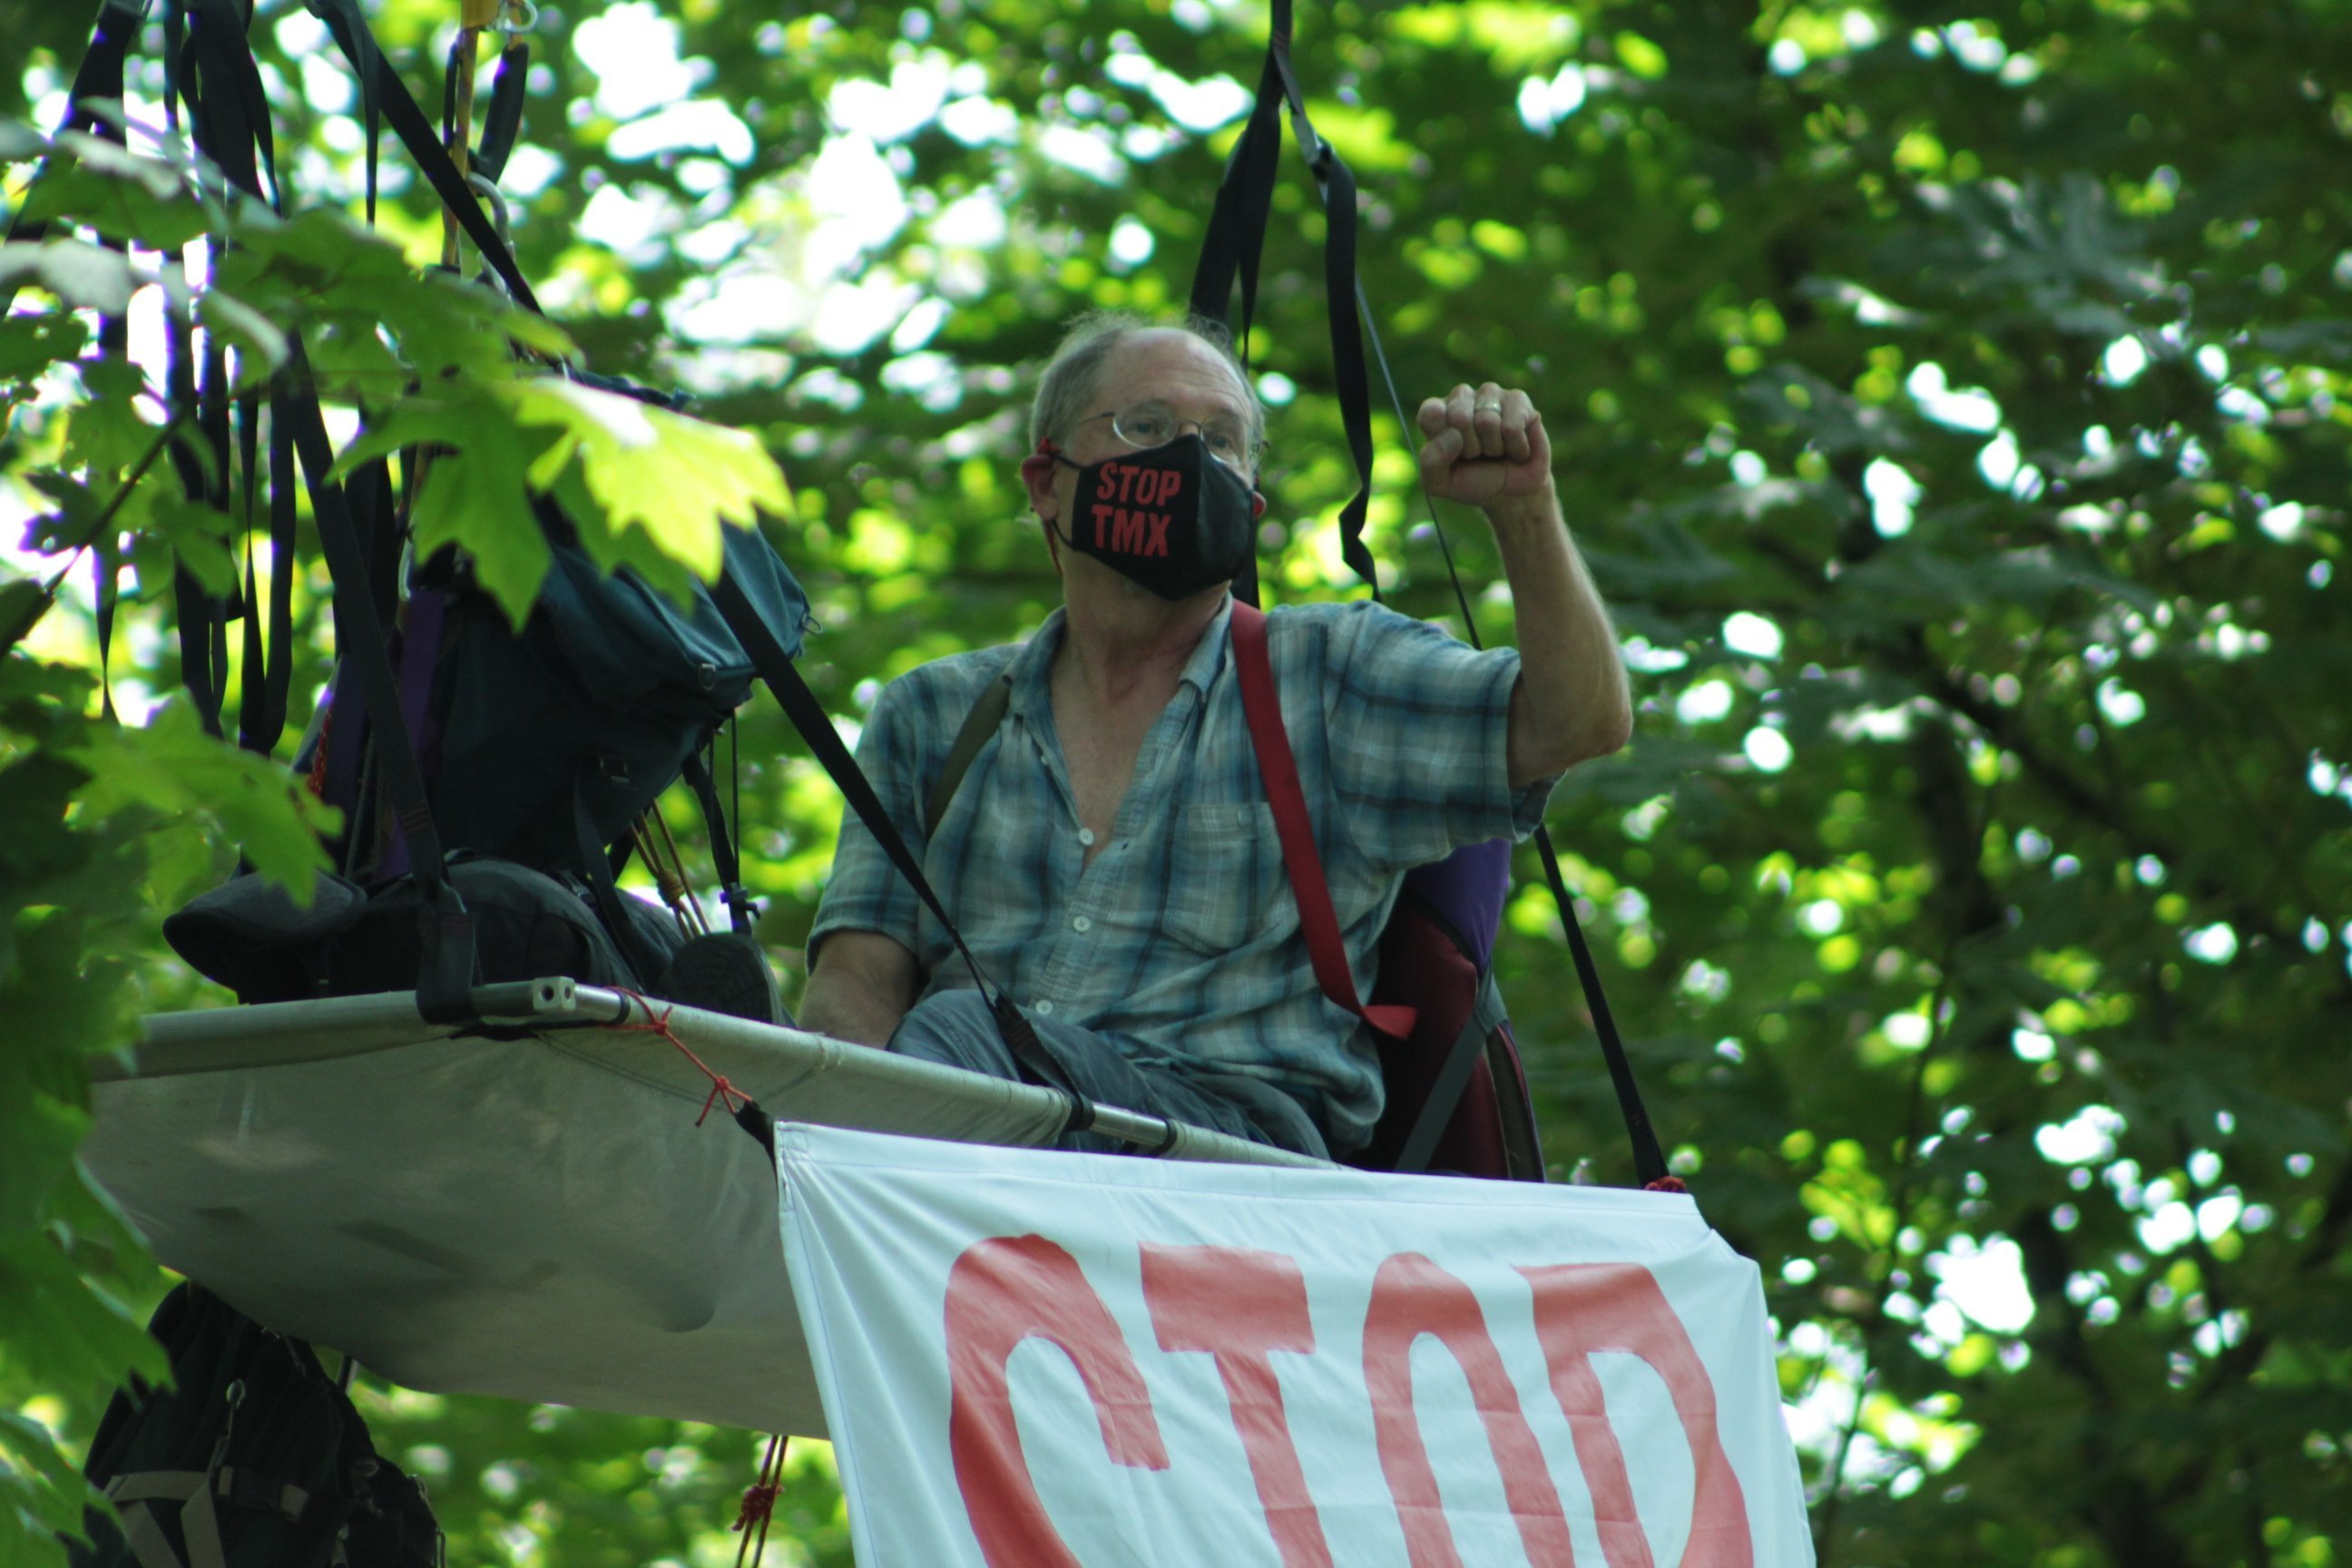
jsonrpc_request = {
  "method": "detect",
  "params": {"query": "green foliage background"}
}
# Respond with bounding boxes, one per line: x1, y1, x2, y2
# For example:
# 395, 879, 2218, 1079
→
5, 1, 2350, 1565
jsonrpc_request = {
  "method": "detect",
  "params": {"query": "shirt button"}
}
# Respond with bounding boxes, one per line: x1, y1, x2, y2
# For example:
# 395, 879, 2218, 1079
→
1078, 828, 1096, 846
1073, 916, 1092, 933
1034, 999, 1054, 1016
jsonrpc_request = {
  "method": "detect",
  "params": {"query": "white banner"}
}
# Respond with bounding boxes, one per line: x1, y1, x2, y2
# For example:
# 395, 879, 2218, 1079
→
777, 1123, 1813, 1568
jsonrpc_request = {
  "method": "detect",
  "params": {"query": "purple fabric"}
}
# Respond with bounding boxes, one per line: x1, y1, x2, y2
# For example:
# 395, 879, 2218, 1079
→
376, 588, 445, 879
318, 668, 367, 827
1401, 837, 1510, 974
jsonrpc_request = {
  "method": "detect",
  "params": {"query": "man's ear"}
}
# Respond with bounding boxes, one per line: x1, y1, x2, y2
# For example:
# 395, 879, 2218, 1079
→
1018, 449, 1061, 521
1250, 489, 1268, 520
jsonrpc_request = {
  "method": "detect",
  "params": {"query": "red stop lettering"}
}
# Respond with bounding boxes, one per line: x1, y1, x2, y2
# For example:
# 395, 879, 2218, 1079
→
1142, 1244, 1332, 1568
1362, 1252, 1578, 1567
1111, 507, 1150, 554
1519, 1263, 1753, 1568
945, 1235, 1169, 1567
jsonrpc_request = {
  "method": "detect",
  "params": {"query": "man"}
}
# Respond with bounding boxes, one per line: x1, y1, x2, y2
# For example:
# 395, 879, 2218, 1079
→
799, 311, 1630, 1160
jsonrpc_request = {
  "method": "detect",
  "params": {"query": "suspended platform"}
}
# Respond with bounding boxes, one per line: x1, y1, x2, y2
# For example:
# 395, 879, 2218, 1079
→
83, 983, 1324, 1437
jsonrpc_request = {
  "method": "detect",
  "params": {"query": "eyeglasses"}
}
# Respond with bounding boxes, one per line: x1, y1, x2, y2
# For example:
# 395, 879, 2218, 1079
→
1078, 401, 1262, 470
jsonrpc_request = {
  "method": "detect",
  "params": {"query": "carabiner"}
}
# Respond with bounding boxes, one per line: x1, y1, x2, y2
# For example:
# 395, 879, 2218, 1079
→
466, 171, 514, 249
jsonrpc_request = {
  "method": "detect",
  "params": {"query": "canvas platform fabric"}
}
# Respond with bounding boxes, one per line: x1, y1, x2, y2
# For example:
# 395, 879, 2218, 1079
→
83, 985, 1321, 1439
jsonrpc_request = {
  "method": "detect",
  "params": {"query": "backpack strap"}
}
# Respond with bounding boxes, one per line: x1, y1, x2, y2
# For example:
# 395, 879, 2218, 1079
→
924, 670, 1013, 838
1227, 603, 1415, 1040
706, 573, 1095, 1136
1394, 993, 1491, 1178
681, 746, 755, 934
279, 342, 476, 1024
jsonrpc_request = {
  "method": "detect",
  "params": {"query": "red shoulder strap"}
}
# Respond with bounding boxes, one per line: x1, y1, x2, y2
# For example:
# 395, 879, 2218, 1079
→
1228, 603, 1416, 1040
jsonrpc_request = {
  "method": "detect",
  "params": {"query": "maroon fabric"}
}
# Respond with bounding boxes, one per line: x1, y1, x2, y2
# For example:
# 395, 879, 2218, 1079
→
1348, 899, 1510, 1176
1229, 602, 1416, 1040
1225, 601, 1541, 1178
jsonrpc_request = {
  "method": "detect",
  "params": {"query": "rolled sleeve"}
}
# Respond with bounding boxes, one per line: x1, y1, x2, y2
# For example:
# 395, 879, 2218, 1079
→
1318, 602, 1553, 873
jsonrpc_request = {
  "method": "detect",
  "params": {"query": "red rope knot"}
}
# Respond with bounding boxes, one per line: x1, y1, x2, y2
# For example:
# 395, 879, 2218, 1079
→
732, 1433, 789, 1568
731, 1482, 781, 1534
1643, 1175, 1690, 1194
697, 1074, 747, 1127
612, 991, 751, 1126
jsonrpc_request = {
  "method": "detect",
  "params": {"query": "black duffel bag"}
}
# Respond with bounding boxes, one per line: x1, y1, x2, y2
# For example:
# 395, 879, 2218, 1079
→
72, 1285, 437, 1568
163, 856, 684, 1006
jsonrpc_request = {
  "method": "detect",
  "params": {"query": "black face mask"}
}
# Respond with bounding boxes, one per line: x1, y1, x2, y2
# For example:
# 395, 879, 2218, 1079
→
1046, 433, 1260, 602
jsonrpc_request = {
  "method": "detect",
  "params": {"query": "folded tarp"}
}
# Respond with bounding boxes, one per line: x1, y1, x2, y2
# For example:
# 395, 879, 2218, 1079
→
83, 982, 1327, 1436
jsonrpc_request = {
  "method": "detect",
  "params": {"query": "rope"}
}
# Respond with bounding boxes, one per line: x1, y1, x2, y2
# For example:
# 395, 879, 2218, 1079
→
609, 991, 748, 1126
731, 1434, 788, 1568
652, 801, 710, 932
442, 0, 509, 266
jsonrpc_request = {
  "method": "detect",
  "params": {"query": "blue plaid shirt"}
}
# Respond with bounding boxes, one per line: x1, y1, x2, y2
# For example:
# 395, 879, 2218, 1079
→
809, 595, 1556, 1153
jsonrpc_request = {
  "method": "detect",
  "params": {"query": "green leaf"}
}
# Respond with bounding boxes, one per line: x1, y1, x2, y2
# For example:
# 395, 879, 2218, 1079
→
499, 377, 790, 583
1613, 31, 1669, 79
0, 582, 53, 653
0, 1406, 103, 1545
0, 1083, 82, 1232
59, 702, 336, 898
547, 462, 694, 603
14, 140, 211, 252
495, 301, 578, 363
0, 121, 46, 162
411, 437, 552, 626
0, 240, 137, 315
0, 314, 90, 383
196, 289, 289, 378
329, 398, 490, 480
144, 495, 241, 597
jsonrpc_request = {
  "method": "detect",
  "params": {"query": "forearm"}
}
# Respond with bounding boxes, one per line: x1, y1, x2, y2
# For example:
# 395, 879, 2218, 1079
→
798, 932, 922, 1047
1488, 481, 1632, 785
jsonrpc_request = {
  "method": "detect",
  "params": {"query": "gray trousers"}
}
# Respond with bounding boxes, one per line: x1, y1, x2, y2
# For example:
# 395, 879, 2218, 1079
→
887, 990, 1328, 1160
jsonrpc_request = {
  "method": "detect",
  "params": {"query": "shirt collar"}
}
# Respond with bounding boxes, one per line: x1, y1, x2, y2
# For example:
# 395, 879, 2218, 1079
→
1004, 593, 1236, 718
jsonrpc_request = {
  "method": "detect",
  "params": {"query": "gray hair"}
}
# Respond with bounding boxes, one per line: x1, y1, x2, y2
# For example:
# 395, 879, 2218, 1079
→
1028, 309, 1265, 457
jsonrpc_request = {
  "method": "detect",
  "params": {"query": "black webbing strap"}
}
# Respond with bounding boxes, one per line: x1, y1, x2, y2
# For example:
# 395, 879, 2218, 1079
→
681, 748, 754, 935
1313, 148, 1377, 595
1539, 830, 1667, 1185
309, 0, 540, 311
706, 572, 1093, 1133
1187, 0, 1379, 598
165, 292, 226, 738
92, 539, 119, 720
278, 346, 476, 1024
306, 0, 385, 221
1187, 11, 1285, 357
572, 774, 671, 986
181, 0, 282, 211
251, 387, 297, 752
475, 42, 529, 183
